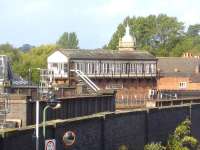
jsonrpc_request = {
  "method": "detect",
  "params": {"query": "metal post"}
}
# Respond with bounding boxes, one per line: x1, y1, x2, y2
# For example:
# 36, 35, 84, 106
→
36, 100, 39, 150
43, 105, 50, 139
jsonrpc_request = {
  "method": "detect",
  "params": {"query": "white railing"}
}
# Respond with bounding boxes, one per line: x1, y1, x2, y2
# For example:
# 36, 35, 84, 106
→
71, 69, 100, 92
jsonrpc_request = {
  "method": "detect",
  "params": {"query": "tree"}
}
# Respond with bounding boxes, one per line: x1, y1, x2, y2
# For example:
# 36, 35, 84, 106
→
144, 142, 165, 150
187, 24, 200, 37
106, 14, 185, 56
19, 44, 34, 52
107, 23, 126, 50
166, 118, 198, 150
14, 44, 58, 83
56, 32, 79, 49
0, 43, 21, 65
144, 118, 198, 150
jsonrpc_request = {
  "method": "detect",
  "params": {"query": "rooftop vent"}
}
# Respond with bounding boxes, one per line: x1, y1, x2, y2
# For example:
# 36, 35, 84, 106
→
195, 65, 200, 74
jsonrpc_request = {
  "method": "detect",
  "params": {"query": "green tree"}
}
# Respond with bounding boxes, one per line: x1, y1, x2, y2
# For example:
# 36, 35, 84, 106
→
107, 23, 125, 50
166, 118, 198, 150
0, 43, 22, 67
144, 142, 165, 150
19, 44, 34, 52
187, 24, 200, 37
14, 44, 58, 83
56, 32, 79, 49
107, 14, 184, 56
144, 119, 198, 150
170, 36, 200, 56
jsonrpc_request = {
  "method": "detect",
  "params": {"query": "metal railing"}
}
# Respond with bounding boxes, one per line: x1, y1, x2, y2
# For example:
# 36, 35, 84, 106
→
116, 95, 149, 108
71, 69, 100, 92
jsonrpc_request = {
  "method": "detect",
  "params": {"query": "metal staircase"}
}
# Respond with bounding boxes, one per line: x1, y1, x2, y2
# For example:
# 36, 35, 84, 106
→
71, 69, 100, 92
39, 69, 54, 98
0, 55, 11, 128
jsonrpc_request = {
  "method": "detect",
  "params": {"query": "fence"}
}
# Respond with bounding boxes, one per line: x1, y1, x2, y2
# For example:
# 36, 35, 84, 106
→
115, 95, 149, 109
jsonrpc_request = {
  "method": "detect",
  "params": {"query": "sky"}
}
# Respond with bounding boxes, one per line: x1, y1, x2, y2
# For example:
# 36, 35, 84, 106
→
0, 0, 200, 49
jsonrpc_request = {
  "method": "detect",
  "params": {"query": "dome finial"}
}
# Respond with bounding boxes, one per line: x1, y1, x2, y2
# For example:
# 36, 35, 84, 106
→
125, 24, 130, 36
118, 23, 136, 51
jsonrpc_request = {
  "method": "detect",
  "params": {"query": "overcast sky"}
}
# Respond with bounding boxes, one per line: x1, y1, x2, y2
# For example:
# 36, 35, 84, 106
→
0, 0, 200, 49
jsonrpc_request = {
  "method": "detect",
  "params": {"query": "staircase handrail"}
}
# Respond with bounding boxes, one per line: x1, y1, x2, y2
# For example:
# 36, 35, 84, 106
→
71, 69, 100, 92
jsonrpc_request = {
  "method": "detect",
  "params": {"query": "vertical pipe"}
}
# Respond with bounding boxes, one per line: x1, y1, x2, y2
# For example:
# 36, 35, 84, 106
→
36, 100, 39, 150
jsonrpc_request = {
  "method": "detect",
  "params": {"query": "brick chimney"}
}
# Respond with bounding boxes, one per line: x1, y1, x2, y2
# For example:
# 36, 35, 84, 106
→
182, 52, 193, 58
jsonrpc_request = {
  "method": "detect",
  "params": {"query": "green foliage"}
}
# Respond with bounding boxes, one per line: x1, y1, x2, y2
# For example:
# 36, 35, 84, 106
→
107, 14, 200, 57
56, 32, 79, 49
107, 23, 125, 50
187, 24, 200, 37
166, 118, 198, 150
144, 142, 166, 150
19, 44, 34, 52
170, 36, 200, 56
0, 31, 79, 83
16, 44, 58, 83
144, 119, 198, 150
0, 43, 22, 66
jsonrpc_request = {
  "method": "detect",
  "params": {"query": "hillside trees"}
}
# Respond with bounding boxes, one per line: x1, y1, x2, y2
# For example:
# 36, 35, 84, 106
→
0, 43, 21, 63
14, 44, 58, 82
0, 31, 79, 82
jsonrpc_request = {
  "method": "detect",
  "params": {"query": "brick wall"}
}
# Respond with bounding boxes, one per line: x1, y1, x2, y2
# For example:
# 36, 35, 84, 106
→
158, 77, 200, 90
95, 78, 156, 100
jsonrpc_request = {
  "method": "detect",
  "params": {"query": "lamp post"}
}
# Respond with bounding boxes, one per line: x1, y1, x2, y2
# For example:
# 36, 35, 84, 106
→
29, 67, 41, 150
43, 103, 61, 139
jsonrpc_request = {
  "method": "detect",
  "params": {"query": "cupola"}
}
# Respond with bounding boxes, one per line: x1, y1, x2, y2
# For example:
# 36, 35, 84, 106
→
118, 25, 136, 51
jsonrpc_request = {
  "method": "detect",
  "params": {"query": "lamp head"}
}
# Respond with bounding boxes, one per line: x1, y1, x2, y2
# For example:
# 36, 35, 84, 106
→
52, 103, 61, 110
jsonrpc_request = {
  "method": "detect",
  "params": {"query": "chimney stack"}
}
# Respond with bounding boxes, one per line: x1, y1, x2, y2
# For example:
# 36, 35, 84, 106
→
195, 65, 200, 74
182, 52, 193, 58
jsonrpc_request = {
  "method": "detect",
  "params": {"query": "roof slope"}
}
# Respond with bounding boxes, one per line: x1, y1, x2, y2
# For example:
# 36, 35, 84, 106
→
58, 49, 156, 60
158, 57, 200, 77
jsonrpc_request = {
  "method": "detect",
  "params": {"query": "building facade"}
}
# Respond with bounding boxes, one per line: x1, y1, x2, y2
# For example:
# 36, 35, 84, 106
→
157, 56, 200, 91
47, 25, 157, 101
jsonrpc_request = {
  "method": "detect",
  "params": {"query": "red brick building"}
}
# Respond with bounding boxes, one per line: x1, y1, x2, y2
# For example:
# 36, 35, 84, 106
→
157, 56, 200, 90
47, 25, 157, 101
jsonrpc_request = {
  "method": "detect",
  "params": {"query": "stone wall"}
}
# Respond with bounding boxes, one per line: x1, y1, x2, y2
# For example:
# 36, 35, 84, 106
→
1, 104, 200, 150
